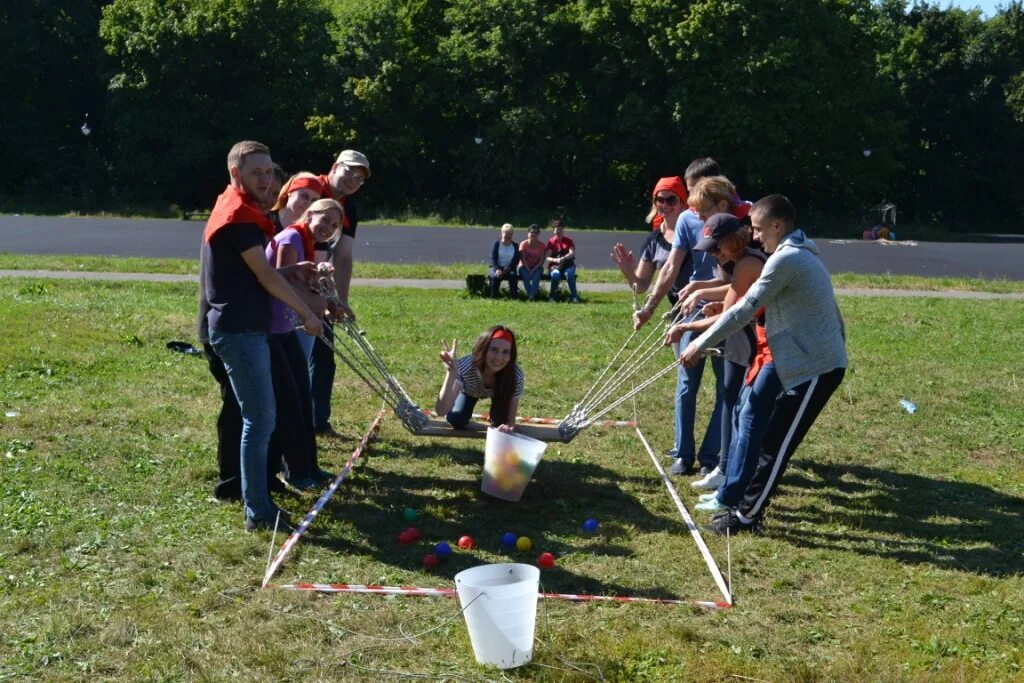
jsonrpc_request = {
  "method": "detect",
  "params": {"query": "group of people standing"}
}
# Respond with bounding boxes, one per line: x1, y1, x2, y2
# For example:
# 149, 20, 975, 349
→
487, 220, 580, 302
198, 141, 369, 532
612, 158, 848, 535
198, 139, 846, 539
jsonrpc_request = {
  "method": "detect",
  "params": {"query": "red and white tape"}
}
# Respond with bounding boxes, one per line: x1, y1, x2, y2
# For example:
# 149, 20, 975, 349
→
261, 409, 387, 588
272, 582, 731, 609
420, 409, 635, 428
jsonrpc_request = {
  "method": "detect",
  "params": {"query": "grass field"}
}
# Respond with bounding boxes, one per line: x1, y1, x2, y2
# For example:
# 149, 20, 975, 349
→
0, 278, 1022, 681
2, 252, 1024, 295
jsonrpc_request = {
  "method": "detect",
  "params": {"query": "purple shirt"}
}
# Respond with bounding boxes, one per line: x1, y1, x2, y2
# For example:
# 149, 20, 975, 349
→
265, 228, 306, 334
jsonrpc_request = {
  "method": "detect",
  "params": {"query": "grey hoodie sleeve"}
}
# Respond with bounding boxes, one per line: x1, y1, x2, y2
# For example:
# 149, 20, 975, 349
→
692, 250, 797, 351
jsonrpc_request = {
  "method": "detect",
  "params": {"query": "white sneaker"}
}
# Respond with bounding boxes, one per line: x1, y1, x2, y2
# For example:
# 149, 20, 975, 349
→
691, 466, 725, 490
698, 492, 718, 503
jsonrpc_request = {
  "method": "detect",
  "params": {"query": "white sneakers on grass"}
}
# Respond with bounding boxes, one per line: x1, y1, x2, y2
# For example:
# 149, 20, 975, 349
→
690, 466, 725, 490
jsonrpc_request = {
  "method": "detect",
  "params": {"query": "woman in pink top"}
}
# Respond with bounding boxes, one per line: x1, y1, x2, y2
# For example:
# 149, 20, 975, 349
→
517, 224, 546, 301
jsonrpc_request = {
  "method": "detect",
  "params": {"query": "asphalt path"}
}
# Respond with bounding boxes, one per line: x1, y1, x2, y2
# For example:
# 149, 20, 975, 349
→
2, 214, 1022, 280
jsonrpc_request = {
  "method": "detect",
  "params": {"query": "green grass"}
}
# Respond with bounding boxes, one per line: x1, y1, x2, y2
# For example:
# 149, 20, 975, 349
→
2, 252, 1024, 294
0, 277, 1021, 680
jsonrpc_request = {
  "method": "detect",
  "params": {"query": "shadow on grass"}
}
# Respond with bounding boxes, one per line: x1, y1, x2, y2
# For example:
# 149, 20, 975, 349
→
773, 462, 1024, 576
300, 443, 694, 600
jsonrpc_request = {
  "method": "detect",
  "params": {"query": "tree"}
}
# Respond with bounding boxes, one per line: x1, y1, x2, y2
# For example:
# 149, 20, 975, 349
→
100, 0, 336, 208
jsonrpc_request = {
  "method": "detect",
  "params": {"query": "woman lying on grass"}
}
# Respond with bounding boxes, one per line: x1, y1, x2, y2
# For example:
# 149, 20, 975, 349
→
436, 325, 524, 433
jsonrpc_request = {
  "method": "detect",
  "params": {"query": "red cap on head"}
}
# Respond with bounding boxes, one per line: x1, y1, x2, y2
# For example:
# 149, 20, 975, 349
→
652, 176, 687, 203
490, 328, 515, 343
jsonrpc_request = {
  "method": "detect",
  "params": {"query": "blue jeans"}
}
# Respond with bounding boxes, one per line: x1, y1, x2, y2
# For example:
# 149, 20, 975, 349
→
209, 330, 277, 523
717, 360, 748, 474
549, 265, 578, 300
716, 362, 782, 507
296, 330, 315, 364
446, 392, 478, 428
518, 265, 544, 301
674, 330, 725, 469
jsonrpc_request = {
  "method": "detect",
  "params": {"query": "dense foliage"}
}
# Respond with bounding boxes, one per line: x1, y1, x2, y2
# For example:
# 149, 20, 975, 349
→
3, 0, 1023, 228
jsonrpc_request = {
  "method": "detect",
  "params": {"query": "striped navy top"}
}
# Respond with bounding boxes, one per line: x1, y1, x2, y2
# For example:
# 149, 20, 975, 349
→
456, 355, 525, 399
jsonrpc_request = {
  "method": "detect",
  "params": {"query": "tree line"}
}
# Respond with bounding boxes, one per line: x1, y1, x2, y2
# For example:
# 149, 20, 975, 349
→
3, 0, 1023, 230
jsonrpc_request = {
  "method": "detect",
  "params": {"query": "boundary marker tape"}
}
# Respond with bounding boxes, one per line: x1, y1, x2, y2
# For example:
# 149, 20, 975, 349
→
261, 408, 387, 588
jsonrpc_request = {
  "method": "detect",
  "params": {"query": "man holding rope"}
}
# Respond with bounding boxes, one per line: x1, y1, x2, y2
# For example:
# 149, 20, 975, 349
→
680, 195, 847, 535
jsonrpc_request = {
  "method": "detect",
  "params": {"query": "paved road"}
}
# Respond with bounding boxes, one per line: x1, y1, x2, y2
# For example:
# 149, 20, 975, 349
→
1, 214, 1022, 280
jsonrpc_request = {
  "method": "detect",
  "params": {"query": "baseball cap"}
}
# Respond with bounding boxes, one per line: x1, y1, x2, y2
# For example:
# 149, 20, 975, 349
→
335, 150, 371, 178
694, 213, 742, 251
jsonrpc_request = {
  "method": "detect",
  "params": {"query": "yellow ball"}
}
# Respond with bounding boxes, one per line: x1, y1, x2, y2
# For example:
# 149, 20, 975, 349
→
516, 536, 533, 551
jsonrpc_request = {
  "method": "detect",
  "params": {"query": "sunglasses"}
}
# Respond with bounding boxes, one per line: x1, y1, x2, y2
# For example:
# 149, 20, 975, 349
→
654, 195, 679, 206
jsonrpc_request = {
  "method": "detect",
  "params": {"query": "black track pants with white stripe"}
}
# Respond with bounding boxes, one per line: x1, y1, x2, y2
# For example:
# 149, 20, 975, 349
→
738, 366, 846, 520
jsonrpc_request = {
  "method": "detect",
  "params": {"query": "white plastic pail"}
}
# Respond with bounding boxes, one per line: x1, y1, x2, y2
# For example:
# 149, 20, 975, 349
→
481, 427, 547, 502
455, 563, 540, 669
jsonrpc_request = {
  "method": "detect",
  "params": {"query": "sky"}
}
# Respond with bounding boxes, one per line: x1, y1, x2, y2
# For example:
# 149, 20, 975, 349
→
949, 0, 1004, 17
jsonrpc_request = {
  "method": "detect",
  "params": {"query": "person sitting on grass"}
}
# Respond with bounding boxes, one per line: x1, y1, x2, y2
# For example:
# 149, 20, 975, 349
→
680, 195, 847, 536
611, 176, 691, 308
488, 223, 521, 299
545, 220, 579, 303
518, 224, 546, 301
436, 326, 524, 433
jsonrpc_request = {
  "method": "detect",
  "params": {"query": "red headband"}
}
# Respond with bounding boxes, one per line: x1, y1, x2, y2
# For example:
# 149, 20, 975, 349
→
288, 176, 324, 195
490, 329, 514, 343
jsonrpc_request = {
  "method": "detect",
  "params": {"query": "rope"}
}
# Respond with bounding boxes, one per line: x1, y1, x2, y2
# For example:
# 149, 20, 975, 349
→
559, 303, 702, 440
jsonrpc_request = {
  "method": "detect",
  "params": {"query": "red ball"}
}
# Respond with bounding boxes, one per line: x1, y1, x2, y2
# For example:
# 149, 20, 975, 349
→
422, 553, 440, 568
537, 552, 556, 569
397, 531, 413, 544
406, 527, 420, 541
457, 535, 476, 550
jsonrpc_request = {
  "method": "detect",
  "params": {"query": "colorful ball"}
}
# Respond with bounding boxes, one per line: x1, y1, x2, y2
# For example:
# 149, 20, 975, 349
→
516, 536, 533, 552
397, 531, 413, 545
583, 518, 599, 533
537, 552, 556, 569
406, 527, 420, 542
457, 535, 476, 550
434, 542, 453, 559
422, 553, 440, 568
403, 507, 419, 522
500, 532, 517, 548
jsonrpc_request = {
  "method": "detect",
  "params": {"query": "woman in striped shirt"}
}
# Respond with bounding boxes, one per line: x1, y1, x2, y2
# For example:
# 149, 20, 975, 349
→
436, 325, 525, 433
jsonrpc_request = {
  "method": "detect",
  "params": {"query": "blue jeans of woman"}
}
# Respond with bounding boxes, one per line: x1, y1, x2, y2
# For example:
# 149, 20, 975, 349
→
674, 331, 725, 469
518, 265, 544, 301
446, 392, 481, 428
716, 362, 782, 507
716, 360, 748, 474
209, 329, 277, 524
549, 265, 578, 300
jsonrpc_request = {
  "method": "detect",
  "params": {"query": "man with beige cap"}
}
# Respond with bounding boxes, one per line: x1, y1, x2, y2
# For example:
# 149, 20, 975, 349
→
311, 149, 370, 434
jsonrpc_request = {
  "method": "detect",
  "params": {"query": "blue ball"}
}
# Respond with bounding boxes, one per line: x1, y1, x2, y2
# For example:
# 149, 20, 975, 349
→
434, 542, 452, 559
583, 518, 599, 533
500, 532, 517, 548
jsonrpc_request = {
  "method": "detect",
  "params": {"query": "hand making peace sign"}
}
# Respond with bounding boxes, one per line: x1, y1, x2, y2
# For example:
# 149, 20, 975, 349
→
439, 338, 459, 374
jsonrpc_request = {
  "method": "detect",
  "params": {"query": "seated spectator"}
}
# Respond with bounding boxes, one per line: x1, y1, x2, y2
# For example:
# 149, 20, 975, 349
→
489, 223, 520, 299
546, 220, 579, 303
518, 224, 546, 301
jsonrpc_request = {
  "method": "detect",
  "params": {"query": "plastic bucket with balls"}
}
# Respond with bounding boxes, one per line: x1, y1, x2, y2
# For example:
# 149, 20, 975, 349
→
455, 563, 540, 669
482, 427, 547, 502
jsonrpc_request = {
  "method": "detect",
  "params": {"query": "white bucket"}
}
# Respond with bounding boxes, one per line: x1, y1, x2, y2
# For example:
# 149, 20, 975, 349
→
481, 427, 547, 502
455, 563, 540, 669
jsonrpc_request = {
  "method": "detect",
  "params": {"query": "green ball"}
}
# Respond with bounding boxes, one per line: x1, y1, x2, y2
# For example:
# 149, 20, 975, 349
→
403, 508, 419, 522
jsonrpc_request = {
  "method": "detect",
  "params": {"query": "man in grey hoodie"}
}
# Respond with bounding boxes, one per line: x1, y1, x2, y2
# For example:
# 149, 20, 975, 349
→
680, 194, 847, 535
